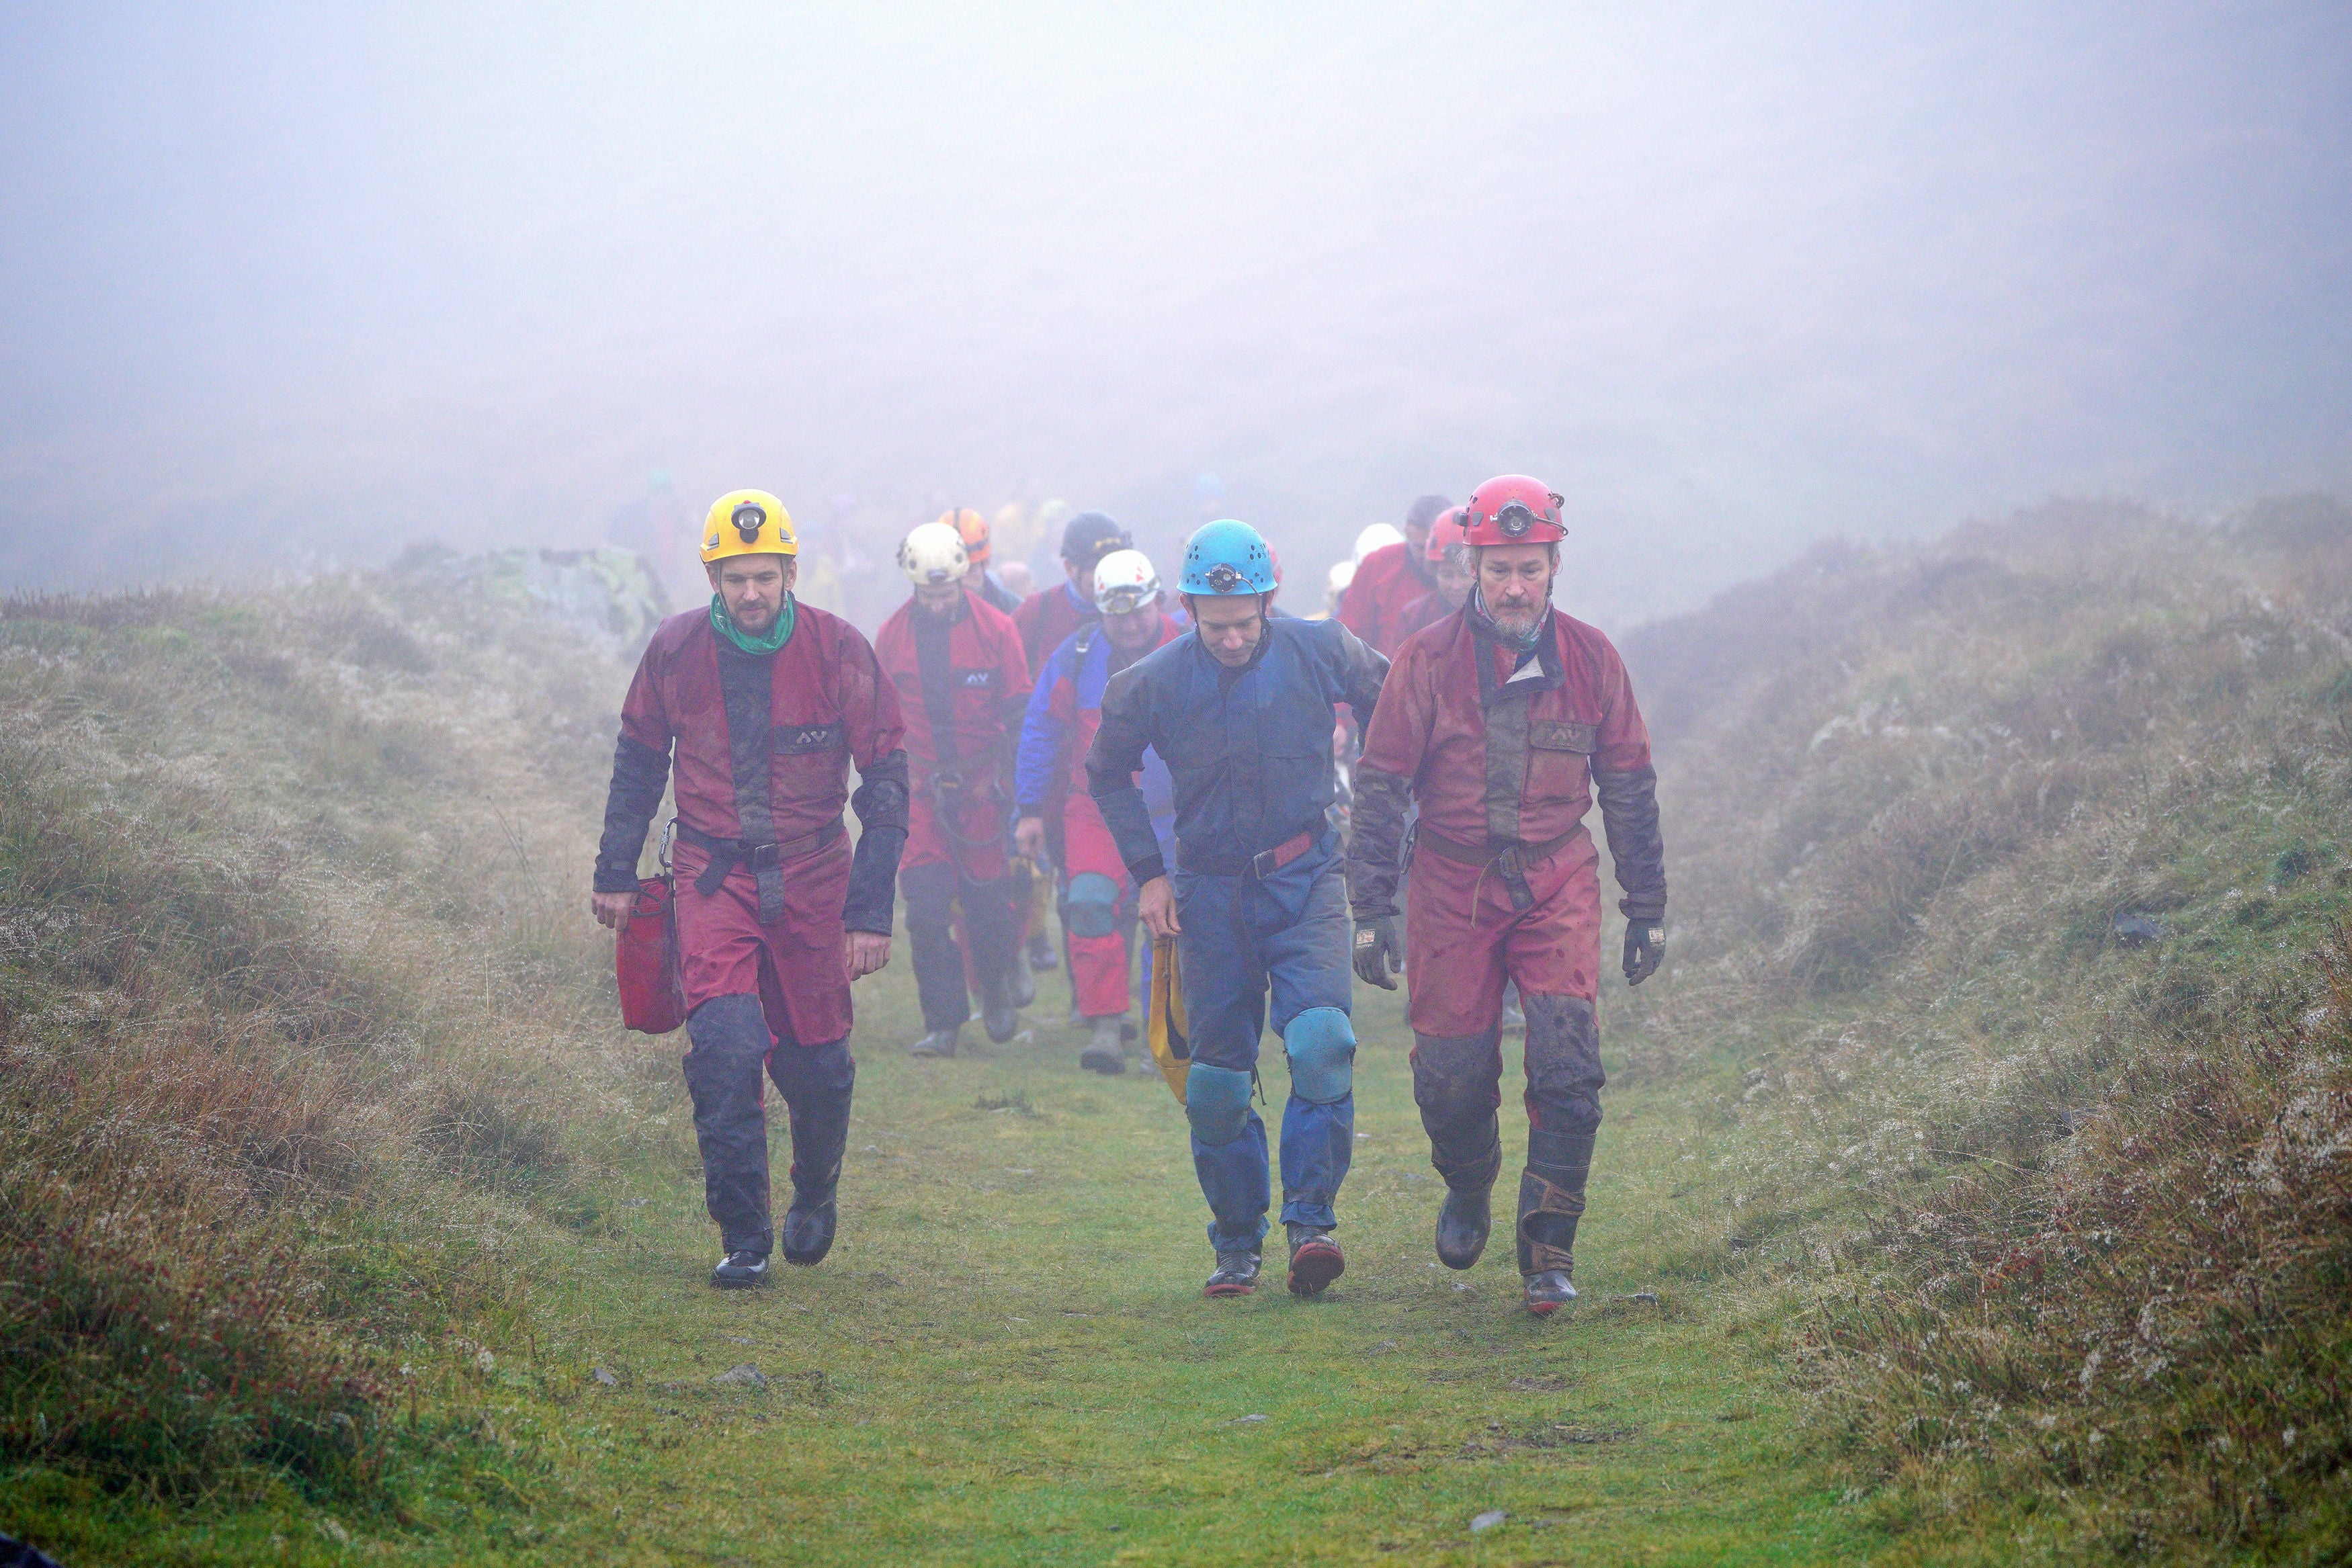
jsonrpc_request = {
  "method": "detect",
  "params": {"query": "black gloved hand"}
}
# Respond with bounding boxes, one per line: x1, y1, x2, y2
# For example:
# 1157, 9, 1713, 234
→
1622, 920, 1665, 986
1352, 916, 1402, 990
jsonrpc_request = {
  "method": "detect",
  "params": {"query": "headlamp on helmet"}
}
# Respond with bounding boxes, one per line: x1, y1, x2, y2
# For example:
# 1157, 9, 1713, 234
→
700, 489, 798, 563
1091, 549, 1161, 615
1461, 476, 1568, 548
898, 520, 970, 589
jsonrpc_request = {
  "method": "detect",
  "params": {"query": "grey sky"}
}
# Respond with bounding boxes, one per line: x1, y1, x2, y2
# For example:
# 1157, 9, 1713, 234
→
3, 1, 2347, 626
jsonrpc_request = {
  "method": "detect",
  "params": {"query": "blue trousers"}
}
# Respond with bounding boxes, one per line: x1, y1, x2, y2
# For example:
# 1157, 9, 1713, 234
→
1174, 844, 1355, 1252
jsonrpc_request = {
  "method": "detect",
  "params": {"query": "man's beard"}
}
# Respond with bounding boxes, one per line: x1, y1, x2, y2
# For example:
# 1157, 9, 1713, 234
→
1487, 596, 1544, 634
730, 599, 778, 631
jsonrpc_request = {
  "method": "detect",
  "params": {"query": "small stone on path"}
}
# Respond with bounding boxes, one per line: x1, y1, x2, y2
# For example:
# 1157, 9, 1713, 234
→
1471, 1510, 1507, 1532
591, 1366, 619, 1387
714, 1364, 768, 1389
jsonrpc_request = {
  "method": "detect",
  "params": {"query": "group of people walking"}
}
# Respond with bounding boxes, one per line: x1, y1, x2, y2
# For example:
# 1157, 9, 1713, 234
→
591, 478, 1668, 1315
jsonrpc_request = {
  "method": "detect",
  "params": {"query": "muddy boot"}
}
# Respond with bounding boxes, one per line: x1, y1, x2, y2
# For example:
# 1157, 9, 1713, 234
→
1517, 1127, 1594, 1317
911, 1024, 960, 1059
1435, 1183, 1492, 1270
1079, 1015, 1128, 1074
1285, 1222, 1345, 1298
1204, 1248, 1261, 1297
710, 1248, 769, 1289
771, 1041, 853, 1267
1523, 1267, 1576, 1315
1027, 931, 1058, 972
980, 971, 1019, 1045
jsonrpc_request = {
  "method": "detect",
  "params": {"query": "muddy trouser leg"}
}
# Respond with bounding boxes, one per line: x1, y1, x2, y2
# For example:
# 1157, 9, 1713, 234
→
766, 1034, 855, 1209
899, 862, 969, 1032
1262, 863, 1355, 1230
1001, 854, 1034, 991
1411, 1027, 1506, 1195
682, 993, 775, 1256
959, 871, 1021, 1008
1517, 994, 1603, 1274
1177, 869, 1273, 1255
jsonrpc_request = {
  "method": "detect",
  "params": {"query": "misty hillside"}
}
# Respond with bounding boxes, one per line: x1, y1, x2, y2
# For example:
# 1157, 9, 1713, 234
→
1, 496, 2348, 1563
1615, 493, 2352, 1556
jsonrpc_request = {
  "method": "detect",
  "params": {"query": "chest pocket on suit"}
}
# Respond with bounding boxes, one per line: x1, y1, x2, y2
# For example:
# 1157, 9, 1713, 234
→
775, 722, 844, 756
1525, 718, 1595, 803
1529, 721, 1595, 755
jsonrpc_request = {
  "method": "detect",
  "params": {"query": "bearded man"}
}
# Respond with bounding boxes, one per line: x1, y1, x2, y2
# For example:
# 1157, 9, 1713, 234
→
1345, 476, 1667, 1316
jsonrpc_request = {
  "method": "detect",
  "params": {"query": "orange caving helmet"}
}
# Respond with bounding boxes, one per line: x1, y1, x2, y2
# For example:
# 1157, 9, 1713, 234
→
939, 508, 991, 565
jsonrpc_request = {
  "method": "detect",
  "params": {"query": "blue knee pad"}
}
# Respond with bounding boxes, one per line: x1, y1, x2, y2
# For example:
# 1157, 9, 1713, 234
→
1283, 1006, 1355, 1104
1185, 1063, 1254, 1145
1066, 873, 1120, 939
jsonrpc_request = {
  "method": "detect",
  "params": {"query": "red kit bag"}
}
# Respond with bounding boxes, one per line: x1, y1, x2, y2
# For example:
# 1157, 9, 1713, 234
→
615, 875, 686, 1034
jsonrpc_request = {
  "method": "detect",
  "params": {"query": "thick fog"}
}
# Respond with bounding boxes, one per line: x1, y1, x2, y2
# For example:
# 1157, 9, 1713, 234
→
3, 2, 2348, 628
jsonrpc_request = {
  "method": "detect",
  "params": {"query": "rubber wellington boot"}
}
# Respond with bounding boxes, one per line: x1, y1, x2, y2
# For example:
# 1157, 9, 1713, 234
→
1523, 1268, 1577, 1315
1435, 1184, 1492, 1270
1517, 1126, 1593, 1317
1285, 1223, 1345, 1298
781, 1197, 836, 1266
1079, 1016, 1128, 1074
981, 973, 1019, 1045
1204, 1248, 1261, 1297
1027, 932, 1058, 972
771, 1040, 853, 1267
911, 1024, 960, 1058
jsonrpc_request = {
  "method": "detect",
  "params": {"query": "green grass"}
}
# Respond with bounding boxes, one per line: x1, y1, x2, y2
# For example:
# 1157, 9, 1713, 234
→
7, 962, 1878, 1565
11, 501, 2352, 1563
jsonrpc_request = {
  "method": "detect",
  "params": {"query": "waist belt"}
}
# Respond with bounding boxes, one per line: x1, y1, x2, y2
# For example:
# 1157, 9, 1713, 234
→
675, 816, 845, 922
1414, 824, 1579, 912
1179, 820, 1326, 879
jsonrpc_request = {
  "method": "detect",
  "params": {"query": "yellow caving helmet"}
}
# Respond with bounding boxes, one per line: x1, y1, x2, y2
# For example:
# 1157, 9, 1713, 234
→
700, 489, 799, 563
939, 507, 990, 564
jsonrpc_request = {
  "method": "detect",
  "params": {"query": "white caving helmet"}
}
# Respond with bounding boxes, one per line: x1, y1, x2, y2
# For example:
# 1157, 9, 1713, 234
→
1353, 523, 1404, 562
1091, 548, 1161, 615
1327, 558, 1357, 595
898, 520, 969, 586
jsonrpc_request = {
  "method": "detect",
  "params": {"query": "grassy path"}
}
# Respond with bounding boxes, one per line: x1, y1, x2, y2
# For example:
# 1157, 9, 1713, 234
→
41, 959, 1877, 1566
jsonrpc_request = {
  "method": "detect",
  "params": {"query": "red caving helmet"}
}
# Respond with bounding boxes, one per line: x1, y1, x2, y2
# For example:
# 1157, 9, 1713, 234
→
1461, 476, 1566, 546
1423, 505, 1468, 562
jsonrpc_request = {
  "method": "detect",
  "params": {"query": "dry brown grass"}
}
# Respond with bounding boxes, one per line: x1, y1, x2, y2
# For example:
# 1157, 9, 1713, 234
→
0, 570, 663, 1499
1612, 495, 2352, 1556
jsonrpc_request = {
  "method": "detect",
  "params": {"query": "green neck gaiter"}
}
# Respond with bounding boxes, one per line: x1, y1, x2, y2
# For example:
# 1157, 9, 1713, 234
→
710, 592, 796, 655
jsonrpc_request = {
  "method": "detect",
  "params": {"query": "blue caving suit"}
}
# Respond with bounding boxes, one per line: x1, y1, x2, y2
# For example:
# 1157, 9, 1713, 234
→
1086, 616, 1389, 1255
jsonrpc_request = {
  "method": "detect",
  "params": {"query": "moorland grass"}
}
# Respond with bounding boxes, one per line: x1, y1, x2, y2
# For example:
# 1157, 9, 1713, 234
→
7, 498, 2352, 1563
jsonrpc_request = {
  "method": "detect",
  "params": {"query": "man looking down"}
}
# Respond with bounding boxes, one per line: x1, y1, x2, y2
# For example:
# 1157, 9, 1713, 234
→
875, 520, 1032, 1059
1014, 548, 1181, 1074
1392, 506, 1474, 646
1086, 520, 1388, 1299
1346, 475, 1667, 1317
592, 490, 909, 1289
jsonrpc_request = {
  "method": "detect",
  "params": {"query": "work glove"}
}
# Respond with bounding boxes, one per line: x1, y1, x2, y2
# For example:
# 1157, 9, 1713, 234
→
1622, 920, 1665, 986
1352, 916, 1402, 990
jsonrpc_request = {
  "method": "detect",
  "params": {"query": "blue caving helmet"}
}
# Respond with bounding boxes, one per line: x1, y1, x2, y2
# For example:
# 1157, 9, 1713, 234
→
1180, 519, 1277, 595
